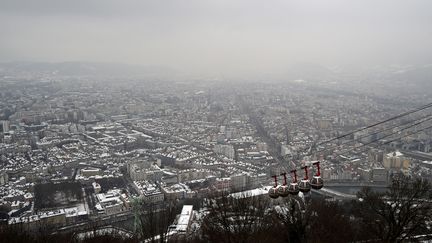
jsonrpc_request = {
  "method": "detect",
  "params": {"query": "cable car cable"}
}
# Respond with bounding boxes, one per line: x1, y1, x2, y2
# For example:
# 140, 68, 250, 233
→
314, 115, 432, 156
314, 102, 432, 147
277, 107, 432, 174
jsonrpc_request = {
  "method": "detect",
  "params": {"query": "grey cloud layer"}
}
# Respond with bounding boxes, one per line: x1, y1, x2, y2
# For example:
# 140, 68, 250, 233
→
1, 0, 432, 77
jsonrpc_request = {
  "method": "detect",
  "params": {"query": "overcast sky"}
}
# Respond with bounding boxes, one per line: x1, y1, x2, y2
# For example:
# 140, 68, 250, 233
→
1, 0, 432, 77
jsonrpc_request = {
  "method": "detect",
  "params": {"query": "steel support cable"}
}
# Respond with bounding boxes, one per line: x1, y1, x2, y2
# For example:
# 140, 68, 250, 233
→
336, 123, 432, 158
278, 115, 432, 177
315, 102, 432, 147
274, 103, 432, 179
286, 103, 432, 160
314, 115, 432, 156
274, 123, 432, 185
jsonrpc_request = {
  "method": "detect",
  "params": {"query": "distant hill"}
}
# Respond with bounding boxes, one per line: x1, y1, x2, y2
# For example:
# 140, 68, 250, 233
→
390, 65, 432, 88
0, 61, 178, 78
281, 63, 336, 83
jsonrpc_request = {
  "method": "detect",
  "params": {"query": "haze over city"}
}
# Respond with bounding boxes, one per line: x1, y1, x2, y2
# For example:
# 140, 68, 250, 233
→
1, 0, 432, 78
1, 1, 432, 242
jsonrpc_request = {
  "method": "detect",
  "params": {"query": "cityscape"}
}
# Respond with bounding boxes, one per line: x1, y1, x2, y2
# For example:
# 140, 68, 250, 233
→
1, 0, 432, 242
1, 62, 432, 241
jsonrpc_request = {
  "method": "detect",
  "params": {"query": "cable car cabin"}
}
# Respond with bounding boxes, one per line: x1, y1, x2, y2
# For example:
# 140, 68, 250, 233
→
298, 180, 311, 193
269, 187, 279, 199
298, 166, 311, 193
277, 172, 289, 197
277, 186, 289, 197
310, 161, 324, 190
310, 176, 323, 190
288, 169, 300, 195
268, 175, 280, 199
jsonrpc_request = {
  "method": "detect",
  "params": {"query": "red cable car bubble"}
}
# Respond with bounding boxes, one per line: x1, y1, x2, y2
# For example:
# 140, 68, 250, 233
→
298, 166, 311, 193
268, 175, 280, 199
277, 172, 289, 197
288, 169, 300, 195
310, 161, 324, 190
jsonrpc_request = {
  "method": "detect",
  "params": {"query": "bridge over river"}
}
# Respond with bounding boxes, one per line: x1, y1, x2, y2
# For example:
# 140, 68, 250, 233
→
312, 182, 389, 199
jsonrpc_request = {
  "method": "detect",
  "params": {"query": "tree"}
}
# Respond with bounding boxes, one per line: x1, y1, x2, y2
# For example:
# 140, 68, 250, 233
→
307, 200, 355, 243
269, 197, 309, 243
200, 194, 275, 243
133, 199, 177, 243
354, 175, 432, 242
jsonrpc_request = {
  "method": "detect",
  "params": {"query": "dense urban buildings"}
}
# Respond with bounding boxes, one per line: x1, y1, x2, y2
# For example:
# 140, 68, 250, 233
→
0, 62, 432, 240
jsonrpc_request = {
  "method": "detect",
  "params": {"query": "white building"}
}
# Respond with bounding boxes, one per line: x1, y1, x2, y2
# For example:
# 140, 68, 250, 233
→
129, 164, 163, 182
213, 144, 235, 159
383, 151, 410, 170
230, 174, 248, 191
2, 120, 10, 133
134, 180, 164, 204
81, 167, 101, 177
161, 183, 195, 200
0, 170, 8, 186
167, 205, 194, 241
95, 189, 125, 215
92, 182, 101, 193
